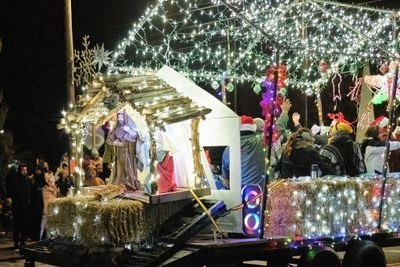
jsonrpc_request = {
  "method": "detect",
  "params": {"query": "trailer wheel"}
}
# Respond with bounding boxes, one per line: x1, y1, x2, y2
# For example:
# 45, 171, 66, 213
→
266, 249, 291, 267
298, 246, 341, 267
342, 240, 386, 267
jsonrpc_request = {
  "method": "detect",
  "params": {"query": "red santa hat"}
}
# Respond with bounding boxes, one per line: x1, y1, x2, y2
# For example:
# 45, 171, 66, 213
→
371, 116, 389, 128
240, 115, 256, 132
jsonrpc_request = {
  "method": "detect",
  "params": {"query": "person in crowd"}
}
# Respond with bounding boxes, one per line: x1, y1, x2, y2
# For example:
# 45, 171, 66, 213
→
95, 162, 106, 182
205, 146, 228, 190
3, 166, 17, 232
83, 165, 105, 187
292, 112, 302, 132
270, 100, 298, 176
30, 164, 45, 241
36, 159, 49, 173
9, 164, 31, 249
55, 163, 74, 197
280, 127, 334, 178
90, 148, 103, 168
320, 120, 365, 177
5, 165, 18, 200
55, 153, 76, 181
107, 111, 144, 191
222, 115, 266, 188
361, 118, 400, 174
310, 125, 330, 148
82, 153, 92, 174
40, 171, 59, 240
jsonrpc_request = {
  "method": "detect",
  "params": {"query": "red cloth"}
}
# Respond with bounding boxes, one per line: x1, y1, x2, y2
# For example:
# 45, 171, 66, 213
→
371, 116, 389, 128
157, 155, 176, 193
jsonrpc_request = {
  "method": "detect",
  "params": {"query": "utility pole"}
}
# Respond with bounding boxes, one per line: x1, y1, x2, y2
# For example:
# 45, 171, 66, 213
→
64, 0, 75, 184
64, 0, 75, 105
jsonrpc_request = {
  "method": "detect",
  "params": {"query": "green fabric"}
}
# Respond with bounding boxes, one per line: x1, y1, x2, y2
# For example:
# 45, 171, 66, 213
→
102, 142, 115, 164
276, 111, 289, 135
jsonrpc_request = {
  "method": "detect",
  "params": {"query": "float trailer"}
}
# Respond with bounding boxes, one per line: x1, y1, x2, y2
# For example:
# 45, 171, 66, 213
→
20, 198, 398, 267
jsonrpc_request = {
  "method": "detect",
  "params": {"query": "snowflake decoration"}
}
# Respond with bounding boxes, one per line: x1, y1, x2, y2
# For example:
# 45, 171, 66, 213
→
73, 35, 111, 87
92, 43, 112, 72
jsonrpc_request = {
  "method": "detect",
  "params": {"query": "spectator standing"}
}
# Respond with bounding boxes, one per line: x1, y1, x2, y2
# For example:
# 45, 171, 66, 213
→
40, 171, 59, 240
30, 165, 45, 241
9, 164, 31, 249
55, 163, 74, 197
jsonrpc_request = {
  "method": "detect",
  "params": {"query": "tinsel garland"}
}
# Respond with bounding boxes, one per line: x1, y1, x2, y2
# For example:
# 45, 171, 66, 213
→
265, 177, 400, 239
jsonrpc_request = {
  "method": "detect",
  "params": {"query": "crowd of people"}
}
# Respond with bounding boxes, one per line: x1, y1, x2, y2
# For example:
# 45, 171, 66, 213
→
218, 99, 400, 190
2, 149, 109, 249
278, 113, 400, 179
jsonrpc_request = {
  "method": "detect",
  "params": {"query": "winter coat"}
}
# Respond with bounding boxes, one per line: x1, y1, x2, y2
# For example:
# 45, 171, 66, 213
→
361, 138, 400, 174
280, 139, 334, 178
320, 132, 365, 177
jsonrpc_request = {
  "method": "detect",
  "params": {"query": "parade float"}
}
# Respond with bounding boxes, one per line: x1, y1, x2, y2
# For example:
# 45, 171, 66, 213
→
47, 64, 244, 246
21, 0, 400, 266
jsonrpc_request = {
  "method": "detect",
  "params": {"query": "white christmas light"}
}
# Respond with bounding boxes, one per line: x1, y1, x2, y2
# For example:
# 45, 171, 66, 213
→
110, 0, 398, 94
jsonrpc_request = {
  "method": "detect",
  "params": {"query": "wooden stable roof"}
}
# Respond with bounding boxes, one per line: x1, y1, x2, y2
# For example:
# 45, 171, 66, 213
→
70, 70, 212, 129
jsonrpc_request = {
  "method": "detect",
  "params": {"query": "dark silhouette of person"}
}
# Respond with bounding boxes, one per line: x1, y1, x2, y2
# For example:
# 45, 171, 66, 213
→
9, 164, 31, 249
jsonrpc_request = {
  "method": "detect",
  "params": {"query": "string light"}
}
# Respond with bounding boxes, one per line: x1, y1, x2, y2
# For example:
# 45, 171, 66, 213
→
110, 0, 398, 94
267, 175, 400, 238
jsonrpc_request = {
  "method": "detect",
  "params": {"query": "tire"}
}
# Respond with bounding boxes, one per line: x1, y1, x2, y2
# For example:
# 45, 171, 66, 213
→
266, 249, 291, 267
299, 246, 341, 267
342, 240, 386, 267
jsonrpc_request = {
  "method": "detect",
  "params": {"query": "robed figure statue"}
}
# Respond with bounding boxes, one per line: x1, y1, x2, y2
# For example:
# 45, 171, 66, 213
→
107, 111, 143, 191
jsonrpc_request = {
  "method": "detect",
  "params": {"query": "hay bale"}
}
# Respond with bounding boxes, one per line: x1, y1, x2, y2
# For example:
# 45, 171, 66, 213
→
47, 195, 189, 246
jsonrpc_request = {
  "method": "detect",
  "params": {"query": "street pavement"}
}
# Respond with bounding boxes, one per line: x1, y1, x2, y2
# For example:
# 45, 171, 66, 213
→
0, 231, 54, 267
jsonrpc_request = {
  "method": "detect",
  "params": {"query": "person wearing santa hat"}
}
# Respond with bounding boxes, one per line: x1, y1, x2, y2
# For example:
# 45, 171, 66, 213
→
361, 116, 400, 174
370, 116, 390, 140
221, 115, 266, 188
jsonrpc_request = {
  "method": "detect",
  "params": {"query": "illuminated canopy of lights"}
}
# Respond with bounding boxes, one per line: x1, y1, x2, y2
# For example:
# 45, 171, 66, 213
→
109, 0, 400, 91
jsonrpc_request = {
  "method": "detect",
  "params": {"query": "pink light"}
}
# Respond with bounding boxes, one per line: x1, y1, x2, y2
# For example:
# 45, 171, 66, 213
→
244, 213, 261, 231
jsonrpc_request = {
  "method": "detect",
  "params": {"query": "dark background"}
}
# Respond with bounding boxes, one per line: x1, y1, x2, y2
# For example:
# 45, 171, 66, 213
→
0, 0, 399, 168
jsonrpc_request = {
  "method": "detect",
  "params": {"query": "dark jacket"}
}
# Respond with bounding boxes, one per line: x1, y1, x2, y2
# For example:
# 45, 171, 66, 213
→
321, 132, 365, 177
56, 176, 74, 197
280, 141, 334, 178
10, 174, 31, 212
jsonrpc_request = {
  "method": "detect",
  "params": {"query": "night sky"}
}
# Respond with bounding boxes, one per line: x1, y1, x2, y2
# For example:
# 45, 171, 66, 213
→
0, 0, 149, 167
0, 0, 399, 168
